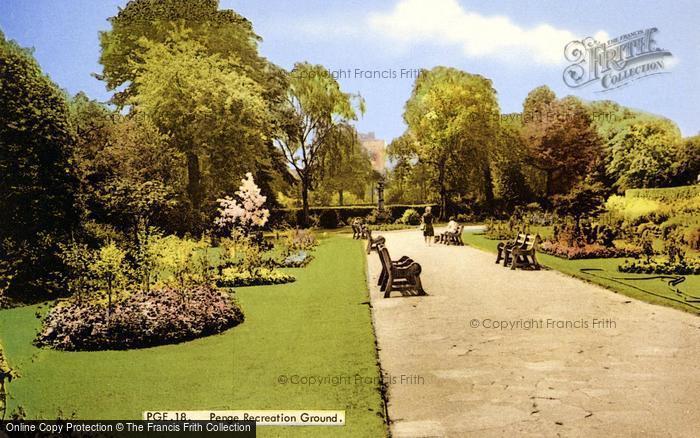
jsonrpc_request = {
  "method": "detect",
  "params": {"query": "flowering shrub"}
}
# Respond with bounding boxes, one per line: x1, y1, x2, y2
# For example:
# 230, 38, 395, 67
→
618, 258, 700, 275
539, 242, 642, 260
150, 235, 212, 290
215, 172, 270, 236
34, 286, 243, 351
90, 243, 127, 311
216, 267, 295, 287
282, 229, 317, 256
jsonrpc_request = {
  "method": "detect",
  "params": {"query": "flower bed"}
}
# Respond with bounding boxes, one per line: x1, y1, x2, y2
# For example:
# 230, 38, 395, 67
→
618, 259, 700, 275
539, 242, 642, 260
34, 286, 244, 351
216, 267, 295, 287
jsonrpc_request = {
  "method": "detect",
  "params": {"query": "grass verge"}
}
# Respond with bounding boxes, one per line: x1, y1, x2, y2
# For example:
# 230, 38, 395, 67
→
462, 231, 700, 315
0, 236, 386, 437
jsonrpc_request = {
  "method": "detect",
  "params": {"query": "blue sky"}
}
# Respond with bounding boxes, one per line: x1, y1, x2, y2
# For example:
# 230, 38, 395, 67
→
1, 0, 698, 142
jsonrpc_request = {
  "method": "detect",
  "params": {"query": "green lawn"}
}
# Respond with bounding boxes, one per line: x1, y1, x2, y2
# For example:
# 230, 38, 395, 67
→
0, 236, 387, 437
462, 231, 700, 315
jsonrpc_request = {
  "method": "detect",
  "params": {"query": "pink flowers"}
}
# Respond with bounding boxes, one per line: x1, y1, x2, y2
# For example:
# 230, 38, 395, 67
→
215, 172, 270, 235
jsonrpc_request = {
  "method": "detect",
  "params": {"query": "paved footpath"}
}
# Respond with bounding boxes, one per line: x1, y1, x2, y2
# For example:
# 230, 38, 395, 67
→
366, 228, 700, 437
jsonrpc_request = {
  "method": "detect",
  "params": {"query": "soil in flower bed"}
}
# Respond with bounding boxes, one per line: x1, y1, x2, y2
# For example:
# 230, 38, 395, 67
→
34, 286, 244, 351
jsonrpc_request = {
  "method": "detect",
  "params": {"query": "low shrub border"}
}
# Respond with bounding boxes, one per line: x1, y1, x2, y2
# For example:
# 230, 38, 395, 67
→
269, 204, 439, 228
618, 259, 700, 275
625, 185, 700, 202
539, 242, 643, 260
216, 267, 296, 287
34, 286, 244, 351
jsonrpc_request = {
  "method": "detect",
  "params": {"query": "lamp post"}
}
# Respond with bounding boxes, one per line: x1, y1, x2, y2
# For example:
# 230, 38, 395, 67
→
377, 177, 386, 211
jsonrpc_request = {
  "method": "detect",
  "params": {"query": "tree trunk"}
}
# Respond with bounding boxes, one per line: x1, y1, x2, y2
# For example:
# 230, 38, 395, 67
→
338, 189, 344, 206
186, 152, 202, 210
544, 169, 555, 206
438, 163, 447, 220
301, 179, 310, 228
482, 163, 494, 208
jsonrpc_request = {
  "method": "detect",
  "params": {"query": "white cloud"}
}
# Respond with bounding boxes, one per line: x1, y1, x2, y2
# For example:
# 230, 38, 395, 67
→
664, 55, 679, 70
367, 0, 606, 65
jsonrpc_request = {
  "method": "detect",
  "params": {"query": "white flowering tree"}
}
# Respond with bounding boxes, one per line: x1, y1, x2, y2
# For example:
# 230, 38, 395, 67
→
215, 172, 270, 237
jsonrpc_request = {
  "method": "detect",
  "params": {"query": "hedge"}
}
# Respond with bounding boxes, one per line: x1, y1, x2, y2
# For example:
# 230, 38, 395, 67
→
269, 204, 439, 228
625, 185, 700, 202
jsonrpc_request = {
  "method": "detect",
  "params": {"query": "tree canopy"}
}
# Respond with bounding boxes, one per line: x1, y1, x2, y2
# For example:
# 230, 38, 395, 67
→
275, 62, 364, 225
402, 67, 500, 217
0, 32, 78, 297
521, 92, 601, 198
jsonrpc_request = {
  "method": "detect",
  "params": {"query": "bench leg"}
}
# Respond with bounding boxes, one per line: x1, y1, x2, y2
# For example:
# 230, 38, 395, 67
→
413, 274, 426, 295
505, 250, 514, 267
495, 244, 505, 264
384, 274, 394, 298
511, 252, 523, 270
378, 268, 386, 287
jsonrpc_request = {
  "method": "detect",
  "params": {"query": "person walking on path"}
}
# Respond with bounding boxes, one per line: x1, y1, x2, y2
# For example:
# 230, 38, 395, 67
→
421, 206, 435, 246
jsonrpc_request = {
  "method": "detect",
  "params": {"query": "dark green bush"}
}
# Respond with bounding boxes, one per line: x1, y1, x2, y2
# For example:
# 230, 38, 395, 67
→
318, 209, 341, 228
366, 209, 393, 225
1, 33, 78, 299
399, 209, 421, 225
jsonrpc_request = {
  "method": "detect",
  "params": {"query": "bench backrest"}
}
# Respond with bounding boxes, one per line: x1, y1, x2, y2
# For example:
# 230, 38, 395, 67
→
514, 233, 526, 245
378, 245, 392, 269
522, 234, 537, 250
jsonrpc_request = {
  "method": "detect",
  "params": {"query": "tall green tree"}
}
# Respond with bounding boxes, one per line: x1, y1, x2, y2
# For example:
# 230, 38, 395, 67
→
522, 85, 555, 124
605, 117, 682, 190
403, 67, 500, 218
318, 123, 374, 206
99, 0, 288, 231
521, 92, 601, 198
0, 32, 78, 298
492, 116, 532, 210
674, 135, 700, 185
69, 93, 186, 233
275, 62, 363, 226
130, 27, 271, 228
99, 0, 273, 106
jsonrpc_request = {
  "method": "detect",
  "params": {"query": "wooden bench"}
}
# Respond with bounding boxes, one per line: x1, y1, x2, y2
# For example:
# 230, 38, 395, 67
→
510, 234, 540, 270
351, 223, 364, 239
495, 232, 526, 265
442, 224, 464, 245
377, 247, 414, 289
366, 229, 386, 254
377, 245, 425, 297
